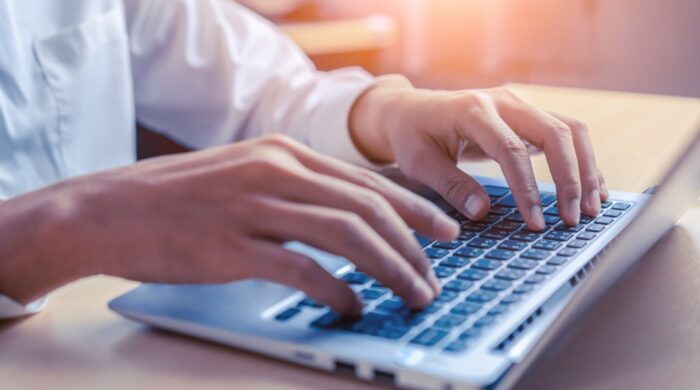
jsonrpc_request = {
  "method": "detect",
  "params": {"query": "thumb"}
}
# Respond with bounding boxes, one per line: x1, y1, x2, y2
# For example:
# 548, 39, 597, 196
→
401, 141, 490, 221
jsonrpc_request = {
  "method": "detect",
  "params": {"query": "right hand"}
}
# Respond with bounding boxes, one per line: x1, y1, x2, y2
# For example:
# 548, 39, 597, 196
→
67, 134, 459, 315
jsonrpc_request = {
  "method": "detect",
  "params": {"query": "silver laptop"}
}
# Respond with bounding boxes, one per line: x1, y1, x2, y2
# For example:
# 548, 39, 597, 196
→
109, 130, 700, 389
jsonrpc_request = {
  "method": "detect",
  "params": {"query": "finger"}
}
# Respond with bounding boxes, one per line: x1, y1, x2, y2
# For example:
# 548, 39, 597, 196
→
457, 97, 546, 230
248, 198, 435, 309
598, 170, 610, 201
249, 241, 362, 316
398, 139, 491, 222
496, 100, 582, 225
549, 112, 603, 217
282, 141, 460, 242
269, 170, 441, 293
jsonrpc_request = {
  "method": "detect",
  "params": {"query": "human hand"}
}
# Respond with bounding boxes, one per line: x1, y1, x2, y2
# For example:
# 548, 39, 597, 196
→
350, 76, 609, 230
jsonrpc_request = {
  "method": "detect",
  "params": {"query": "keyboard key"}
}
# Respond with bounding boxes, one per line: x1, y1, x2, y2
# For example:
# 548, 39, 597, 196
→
612, 202, 631, 210
275, 307, 301, 321
536, 265, 558, 275
468, 238, 499, 249
472, 259, 502, 271
410, 328, 448, 346
414, 233, 433, 248
521, 249, 551, 260
361, 288, 389, 301
511, 231, 539, 242
489, 206, 512, 215
451, 302, 481, 316
481, 279, 512, 292
499, 240, 528, 251
485, 249, 516, 261
417, 302, 443, 314
435, 290, 459, 303
544, 205, 559, 216
441, 256, 470, 268
601, 201, 613, 208
513, 284, 535, 295
568, 239, 587, 249
458, 269, 488, 281
493, 221, 522, 232
376, 326, 411, 339
462, 221, 489, 232
311, 311, 341, 328
298, 297, 323, 308
424, 248, 450, 259
544, 215, 561, 225
596, 216, 614, 225
444, 340, 469, 353
539, 192, 557, 206
444, 279, 474, 292
525, 274, 546, 284
579, 215, 595, 224
481, 214, 501, 224
586, 224, 606, 233
558, 248, 578, 257
500, 294, 523, 305
377, 297, 406, 313
432, 240, 463, 250
504, 212, 525, 223
555, 223, 585, 232
458, 232, 476, 241
603, 210, 622, 218
577, 231, 597, 240
480, 229, 510, 240
473, 315, 497, 329
466, 290, 498, 303
495, 194, 517, 208
459, 328, 481, 340
342, 272, 370, 285
547, 256, 569, 266
484, 185, 510, 198
488, 304, 510, 316
434, 314, 468, 329
496, 268, 526, 281
433, 266, 455, 278
533, 239, 562, 251
454, 247, 484, 258
544, 231, 573, 242
509, 259, 539, 270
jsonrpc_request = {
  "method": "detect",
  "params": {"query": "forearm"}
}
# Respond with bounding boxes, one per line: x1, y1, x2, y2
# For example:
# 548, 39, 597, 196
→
0, 180, 97, 304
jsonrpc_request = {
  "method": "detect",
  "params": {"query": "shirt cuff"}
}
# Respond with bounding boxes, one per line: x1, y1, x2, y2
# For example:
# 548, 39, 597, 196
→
305, 67, 388, 170
0, 294, 46, 320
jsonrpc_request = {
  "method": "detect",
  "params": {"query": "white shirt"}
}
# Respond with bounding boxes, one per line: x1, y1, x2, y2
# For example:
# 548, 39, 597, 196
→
0, 0, 375, 319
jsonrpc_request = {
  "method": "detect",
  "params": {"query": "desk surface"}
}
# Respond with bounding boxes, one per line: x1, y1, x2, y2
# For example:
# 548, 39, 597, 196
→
2, 85, 700, 389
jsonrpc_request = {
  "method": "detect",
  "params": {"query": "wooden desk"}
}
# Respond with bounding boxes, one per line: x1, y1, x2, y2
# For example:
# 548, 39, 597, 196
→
1, 85, 699, 389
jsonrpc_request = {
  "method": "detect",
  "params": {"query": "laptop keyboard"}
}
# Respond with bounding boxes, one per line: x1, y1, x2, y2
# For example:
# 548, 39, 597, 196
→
273, 185, 633, 354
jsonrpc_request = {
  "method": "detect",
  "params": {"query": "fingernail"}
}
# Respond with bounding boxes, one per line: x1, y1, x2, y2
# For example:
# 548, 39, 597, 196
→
530, 204, 545, 230
464, 194, 486, 220
433, 212, 460, 239
588, 189, 601, 215
427, 271, 441, 295
413, 278, 434, 306
569, 198, 581, 224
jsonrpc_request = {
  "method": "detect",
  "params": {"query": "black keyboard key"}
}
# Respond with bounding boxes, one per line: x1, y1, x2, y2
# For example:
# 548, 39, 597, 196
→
342, 272, 370, 285
525, 274, 546, 284
434, 314, 468, 329
275, 307, 301, 321
499, 240, 528, 251
459, 231, 476, 241
547, 256, 568, 266
461, 221, 489, 232
577, 231, 597, 240
521, 249, 551, 260
504, 212, 525, 223
444, 279, 474, 292
458, 269, 488, 281
612, 202, 631, 210
533, 239, 562, 251
601, 201, 613, 208
485, 249, 516, 261
544, 215, 561, 225
433, 266, 455, 278
489, 206, 512, 215
468, 238, 498, 249
511, 231, 539, 242
555, 223, 585, 232
472, 259, 502, 271
466, 290, 498, 303
579, 215, 595, 224
596, 216, 614, 225
481, 279, 512, 292
424, 248, 450, 259
414, 233, 433, 248
444, 340, 469, 353
361, 288, 389, 300
493, 221, 522, 231
435, 290, 459, 303
451, 302, 481, 316
410, 328, 448, 346
480, 229, 510, 240
432, 240, 463, 250
558, 248, 578, 257
495, 268, 526, 281
495, 194, 517, 208
536, 265, 558, 275
513, 284, 534, 295
586, 223, 606, 233
484, 185, 510, 197
544, 231, 573, 241
454, 247, 484, 258
440, 256, 470, 268
509, 259, 539, 270
482, 214, 501, 224
568, 239, 587, 249
603, 210, 622, 218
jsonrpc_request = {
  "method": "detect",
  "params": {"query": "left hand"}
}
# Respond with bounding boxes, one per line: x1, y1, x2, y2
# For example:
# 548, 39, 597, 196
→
350, 75, 609, 230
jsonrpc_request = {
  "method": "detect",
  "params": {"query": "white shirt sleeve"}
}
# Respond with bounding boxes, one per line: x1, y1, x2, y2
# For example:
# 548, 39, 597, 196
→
0, 295, 46, 320
123, 0, 379, 168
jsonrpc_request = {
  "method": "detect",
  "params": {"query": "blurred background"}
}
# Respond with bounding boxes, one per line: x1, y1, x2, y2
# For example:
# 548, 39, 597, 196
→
239, 0, 700, 97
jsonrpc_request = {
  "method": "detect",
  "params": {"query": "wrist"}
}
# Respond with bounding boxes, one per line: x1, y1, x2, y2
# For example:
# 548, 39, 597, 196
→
349, 74, 414, 164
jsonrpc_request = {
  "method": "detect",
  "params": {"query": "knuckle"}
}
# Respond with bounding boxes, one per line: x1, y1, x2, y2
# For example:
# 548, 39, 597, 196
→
261, 133, 297, 150
294, 257, 321, 286
549, 123, 573, 141
328, 211, 365, 242
497, 136, 529, 159
359, 191, 391, 222
567, 118, 589, 134
438, 172, 468, 201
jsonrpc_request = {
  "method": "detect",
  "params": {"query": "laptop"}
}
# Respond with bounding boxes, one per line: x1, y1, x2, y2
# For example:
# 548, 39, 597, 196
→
109, 130, 700, 389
